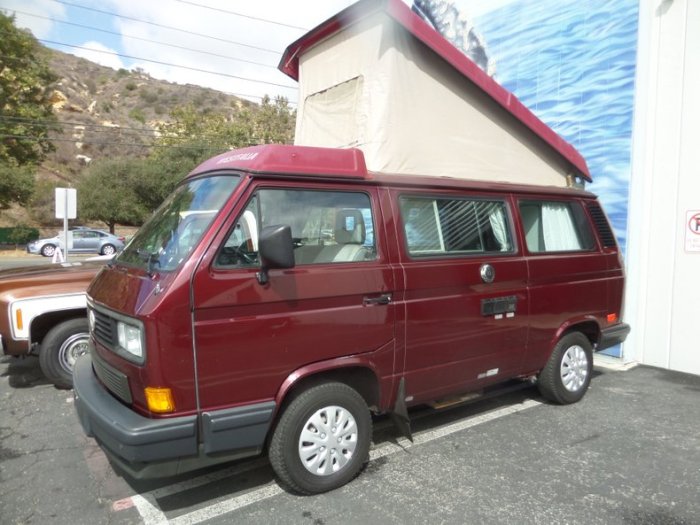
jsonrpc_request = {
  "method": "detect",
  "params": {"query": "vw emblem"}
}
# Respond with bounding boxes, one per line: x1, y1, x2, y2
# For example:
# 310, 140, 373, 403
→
480, 264, 495, 283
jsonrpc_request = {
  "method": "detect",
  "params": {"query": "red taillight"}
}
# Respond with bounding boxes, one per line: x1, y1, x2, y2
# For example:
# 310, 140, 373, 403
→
118, 237, 125, 242
607, 313, 618, 323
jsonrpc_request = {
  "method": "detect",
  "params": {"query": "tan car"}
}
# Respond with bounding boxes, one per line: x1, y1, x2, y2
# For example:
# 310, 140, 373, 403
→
0, 261, 103, 388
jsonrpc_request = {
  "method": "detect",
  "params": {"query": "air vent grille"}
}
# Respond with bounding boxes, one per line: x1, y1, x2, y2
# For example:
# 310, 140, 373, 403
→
587, 202, 617, 248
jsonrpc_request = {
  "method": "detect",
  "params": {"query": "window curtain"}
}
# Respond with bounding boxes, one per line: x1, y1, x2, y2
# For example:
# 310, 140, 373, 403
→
541, 203, 581, 251
488, 205, 510, 251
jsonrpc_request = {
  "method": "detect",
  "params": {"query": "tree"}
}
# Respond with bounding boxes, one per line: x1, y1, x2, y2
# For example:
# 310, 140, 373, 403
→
0, 13, 58, 208
135, 139, 213, 211
78, 158, 149, 233
252, 96, 295, 144
0, 164, 34, 209
77, 98, 296, 231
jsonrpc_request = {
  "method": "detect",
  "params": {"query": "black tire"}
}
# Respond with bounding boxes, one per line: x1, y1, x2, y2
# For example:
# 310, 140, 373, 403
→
269, 382, 372, 494
41, 244, 56, 257
39, 318, 90, 389
538, 332, 593, 404
100, 244, 116, 256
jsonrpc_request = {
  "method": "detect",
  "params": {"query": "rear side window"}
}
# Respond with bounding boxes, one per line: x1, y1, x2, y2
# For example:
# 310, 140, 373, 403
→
399, 196, 513, 256
215, 189, 376, 268
518, 200, 595, 253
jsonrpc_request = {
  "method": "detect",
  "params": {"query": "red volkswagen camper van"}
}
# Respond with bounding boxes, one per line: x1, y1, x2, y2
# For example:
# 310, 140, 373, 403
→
74, 144, 629, 494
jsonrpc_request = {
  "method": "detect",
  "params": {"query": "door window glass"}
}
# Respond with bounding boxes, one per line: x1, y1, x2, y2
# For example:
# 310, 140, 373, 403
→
215, 189, 376, 268
518, 200, 595, 253
399, 196, 513, 256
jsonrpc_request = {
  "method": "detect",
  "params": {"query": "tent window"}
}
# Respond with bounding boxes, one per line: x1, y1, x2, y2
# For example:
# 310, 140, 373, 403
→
300, 77, 363, 148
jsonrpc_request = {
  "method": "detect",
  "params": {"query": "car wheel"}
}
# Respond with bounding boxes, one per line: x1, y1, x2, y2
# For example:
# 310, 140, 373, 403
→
39, 318, 90, 389
41, 244, 56, 257
269, 382, 372, 494
538, 332, 593, 404
100, 244, 116, 256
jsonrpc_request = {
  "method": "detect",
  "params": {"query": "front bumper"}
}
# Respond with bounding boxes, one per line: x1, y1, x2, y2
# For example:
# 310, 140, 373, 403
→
598, 322, 631, 351
73, 353, 275, 478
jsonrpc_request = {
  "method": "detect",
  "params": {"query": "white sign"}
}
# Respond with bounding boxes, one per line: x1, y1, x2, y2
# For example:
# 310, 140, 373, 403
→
55, 188, 77, 219
685, 210, 700, 253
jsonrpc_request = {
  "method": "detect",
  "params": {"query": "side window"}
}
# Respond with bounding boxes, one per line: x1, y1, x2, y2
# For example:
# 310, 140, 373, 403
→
518, 200, 595, 253
399, 196, 513, 256
215, 196, 260, 267
215, 189, 376, 268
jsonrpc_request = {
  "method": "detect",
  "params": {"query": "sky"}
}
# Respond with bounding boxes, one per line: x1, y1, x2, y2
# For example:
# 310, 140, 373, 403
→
0, 0, 515, 104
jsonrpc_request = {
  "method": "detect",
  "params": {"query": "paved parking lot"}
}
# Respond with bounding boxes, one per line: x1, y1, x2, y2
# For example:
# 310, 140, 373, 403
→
1, 355, 699, 525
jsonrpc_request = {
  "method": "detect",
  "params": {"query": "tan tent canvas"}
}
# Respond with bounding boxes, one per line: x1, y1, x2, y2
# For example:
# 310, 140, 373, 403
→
280, 0, 591, 187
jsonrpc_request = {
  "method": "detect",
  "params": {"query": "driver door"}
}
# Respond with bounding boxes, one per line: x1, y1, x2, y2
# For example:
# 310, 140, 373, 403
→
191, 181, 396, 413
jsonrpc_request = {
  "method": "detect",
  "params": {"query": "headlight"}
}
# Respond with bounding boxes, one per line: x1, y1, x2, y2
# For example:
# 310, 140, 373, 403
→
117, 321, 143, 359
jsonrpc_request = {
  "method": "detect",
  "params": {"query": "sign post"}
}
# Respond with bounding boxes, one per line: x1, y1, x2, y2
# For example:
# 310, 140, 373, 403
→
55, 188, 77, 262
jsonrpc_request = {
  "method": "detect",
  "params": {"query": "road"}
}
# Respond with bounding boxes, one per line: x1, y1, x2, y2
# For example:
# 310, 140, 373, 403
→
0, 252, 94, 270
1, 357, 700, 525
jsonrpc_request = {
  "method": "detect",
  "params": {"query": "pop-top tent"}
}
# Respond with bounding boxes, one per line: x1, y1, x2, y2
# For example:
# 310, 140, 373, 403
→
279, 0, 591, 187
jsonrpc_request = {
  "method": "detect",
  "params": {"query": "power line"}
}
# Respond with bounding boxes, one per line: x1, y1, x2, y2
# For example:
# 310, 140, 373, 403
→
50, 0, 282, 55
0, 114, 295, 135
35, 38, 297, 90
0, 117, 291, 145
0, 116, 158, 135
0, 52, 299, 103
2, 8, 279, 69
172, 0, 308, 31
0, 132, 260, 150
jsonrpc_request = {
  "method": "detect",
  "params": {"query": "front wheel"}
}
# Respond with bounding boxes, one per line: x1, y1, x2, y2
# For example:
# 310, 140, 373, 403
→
41, 244, 56, 257
101, 244, 116, 256
269, 382, 372, 494
39, 318, 90, 389
538, 332, 593, 404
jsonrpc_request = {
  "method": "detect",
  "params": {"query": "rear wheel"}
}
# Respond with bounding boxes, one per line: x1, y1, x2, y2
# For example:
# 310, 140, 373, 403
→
269, 382, 371, 494
41, 244, 56, 257
39, 318, 90, 389
538, 332, 593, 404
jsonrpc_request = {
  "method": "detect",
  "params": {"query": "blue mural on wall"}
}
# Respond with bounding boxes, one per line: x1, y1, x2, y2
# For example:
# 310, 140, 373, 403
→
472, 0, 639, 252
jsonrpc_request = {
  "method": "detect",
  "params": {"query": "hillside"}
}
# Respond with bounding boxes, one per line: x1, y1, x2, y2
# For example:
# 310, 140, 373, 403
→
1, 46, 291, 232
42, 48, 259, 179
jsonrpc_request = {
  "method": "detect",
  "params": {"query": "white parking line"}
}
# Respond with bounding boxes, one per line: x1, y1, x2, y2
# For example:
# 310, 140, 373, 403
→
125, 398, 542, 524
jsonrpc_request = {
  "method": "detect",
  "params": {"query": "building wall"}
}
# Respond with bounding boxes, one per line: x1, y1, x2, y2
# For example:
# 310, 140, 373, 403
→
472, 0, 638, 252
625, 0, 700, 374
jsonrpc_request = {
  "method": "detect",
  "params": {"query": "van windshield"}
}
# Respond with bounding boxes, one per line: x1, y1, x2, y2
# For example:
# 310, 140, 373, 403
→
117, 175, 241, 272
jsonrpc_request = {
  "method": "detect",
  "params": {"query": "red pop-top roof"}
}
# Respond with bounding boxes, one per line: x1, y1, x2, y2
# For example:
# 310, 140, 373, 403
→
190, 144, 368, 179
279, 0, 591, 182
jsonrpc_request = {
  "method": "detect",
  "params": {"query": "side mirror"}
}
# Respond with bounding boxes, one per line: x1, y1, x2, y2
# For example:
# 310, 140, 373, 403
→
256, 225, 295, 285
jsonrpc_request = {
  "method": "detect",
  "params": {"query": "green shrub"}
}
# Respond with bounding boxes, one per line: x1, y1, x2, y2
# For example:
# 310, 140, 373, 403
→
85, 78, 97, 94
125, 81, 137, 91
129, 108, 146, 123
0, 226, 40, 245
139, 89, 158, 104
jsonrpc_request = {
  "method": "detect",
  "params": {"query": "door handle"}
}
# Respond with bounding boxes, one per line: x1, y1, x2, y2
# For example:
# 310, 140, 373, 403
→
363, 293, 392, 306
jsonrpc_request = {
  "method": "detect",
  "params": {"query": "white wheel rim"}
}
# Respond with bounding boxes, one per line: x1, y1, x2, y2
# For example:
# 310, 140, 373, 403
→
560, 345, 589, 392
298, 405, 358, 476
58, 333, 90, 372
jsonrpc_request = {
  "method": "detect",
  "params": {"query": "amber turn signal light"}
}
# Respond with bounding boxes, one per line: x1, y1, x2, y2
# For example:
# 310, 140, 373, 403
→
144, 387, 175, 413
